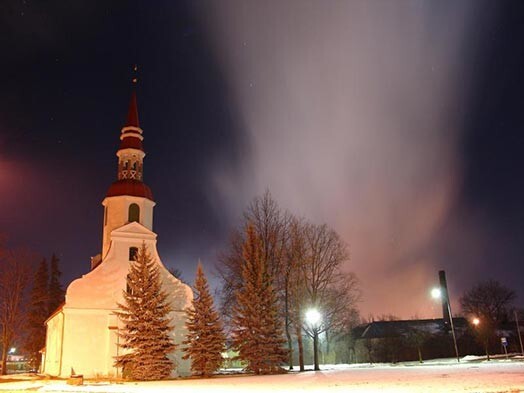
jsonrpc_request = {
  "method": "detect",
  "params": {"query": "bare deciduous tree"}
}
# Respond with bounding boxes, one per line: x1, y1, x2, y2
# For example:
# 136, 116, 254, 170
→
460, 280, 516, 360
0, 242, 33, 375
216, 191, 290, 324
217, 193, 361, 371
216, 191, 295, 369
460, 280, 516, 323
297, 222, 360, 371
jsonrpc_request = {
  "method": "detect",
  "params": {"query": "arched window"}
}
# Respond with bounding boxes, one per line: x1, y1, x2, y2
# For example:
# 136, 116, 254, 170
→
128, 203, 140, 223
129, 247, 138, 261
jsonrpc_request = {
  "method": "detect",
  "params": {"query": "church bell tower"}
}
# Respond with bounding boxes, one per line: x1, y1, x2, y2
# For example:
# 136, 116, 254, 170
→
101, 90, 156, 259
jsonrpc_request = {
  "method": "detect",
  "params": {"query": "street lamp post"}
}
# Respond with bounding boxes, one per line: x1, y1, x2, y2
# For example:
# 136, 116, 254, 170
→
306, 308, 321, 371
432, 287, 460, 363
514, 310, 524, 356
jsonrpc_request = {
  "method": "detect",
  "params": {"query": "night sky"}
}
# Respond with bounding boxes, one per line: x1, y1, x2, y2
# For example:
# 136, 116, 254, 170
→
1, 0, 523, 319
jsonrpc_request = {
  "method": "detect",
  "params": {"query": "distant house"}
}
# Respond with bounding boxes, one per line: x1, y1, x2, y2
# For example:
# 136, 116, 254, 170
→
358, 318, 468, 340
351, 317, 523, 363
351, 318, 469, 363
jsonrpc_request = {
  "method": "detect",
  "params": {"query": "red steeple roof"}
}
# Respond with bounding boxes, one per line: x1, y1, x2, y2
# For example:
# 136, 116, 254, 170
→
126, 90, 140, 127
119, 90, 143, 151
106, 88, 153, 201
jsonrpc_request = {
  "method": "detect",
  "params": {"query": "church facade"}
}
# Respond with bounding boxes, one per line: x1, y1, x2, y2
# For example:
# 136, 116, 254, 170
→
42, 91, 193, 378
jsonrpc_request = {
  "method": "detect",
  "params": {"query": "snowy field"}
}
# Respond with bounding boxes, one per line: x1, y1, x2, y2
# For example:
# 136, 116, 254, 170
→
1, 359, 524, 393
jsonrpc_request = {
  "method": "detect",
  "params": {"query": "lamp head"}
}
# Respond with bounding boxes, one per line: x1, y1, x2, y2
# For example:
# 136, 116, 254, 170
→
431, 287, 442, 299
306, 308, 321, 326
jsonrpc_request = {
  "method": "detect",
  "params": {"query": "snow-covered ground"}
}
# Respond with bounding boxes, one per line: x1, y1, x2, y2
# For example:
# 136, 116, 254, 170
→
1, 359, 523, 392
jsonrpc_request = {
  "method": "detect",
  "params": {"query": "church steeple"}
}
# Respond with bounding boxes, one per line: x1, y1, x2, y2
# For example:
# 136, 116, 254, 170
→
116, 91, 145, 181
101, 81, 156, 259
105, 88, 152, 198
126, 90, 140, 128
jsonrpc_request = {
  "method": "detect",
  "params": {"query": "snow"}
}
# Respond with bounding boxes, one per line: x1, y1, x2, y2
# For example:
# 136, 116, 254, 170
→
1, 360, 523, 392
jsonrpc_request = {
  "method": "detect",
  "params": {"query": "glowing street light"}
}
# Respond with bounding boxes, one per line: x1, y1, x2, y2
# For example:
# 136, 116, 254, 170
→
472, 318, 480, 326
431, 285, 460, 363
431, 288, 442, 299
306, 308, 321, 371
306, 309, 321, 326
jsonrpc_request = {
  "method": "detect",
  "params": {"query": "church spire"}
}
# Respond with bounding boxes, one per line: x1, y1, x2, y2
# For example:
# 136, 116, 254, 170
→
119, 65, 143, 151
105, 69, 153, 201
125, 91, 140, 128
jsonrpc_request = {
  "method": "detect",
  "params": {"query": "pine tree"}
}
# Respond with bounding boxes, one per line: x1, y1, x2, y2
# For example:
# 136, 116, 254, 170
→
24, 258, 49, 370
114, 243, 175, 380
48, 253, 64, 315
231, 224, 288, 374
183, 262, 226, 377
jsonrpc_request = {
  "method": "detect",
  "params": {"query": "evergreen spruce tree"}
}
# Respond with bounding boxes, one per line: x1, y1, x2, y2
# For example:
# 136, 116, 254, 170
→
48, 253, 65, 315
183, 262, 226, 377
231, 224, 288, 374
114, 243, 175, 380
24, 258, 49, 370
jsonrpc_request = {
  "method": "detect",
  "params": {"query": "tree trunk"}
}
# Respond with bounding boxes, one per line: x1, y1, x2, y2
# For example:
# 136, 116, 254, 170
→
295, 323, 304, 371
485, 340, 490, 361
417, 346, 423, 363
286, 316, 293, 369
325, 329, 330, 361
284, 285, 293, 370
1, 335, 8, 375
313, 330, 320, 371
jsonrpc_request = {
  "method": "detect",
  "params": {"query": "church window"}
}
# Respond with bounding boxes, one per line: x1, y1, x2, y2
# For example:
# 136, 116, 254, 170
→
129, 247, 138, 261
128, 203, 140, 222
104, 207, 108, 226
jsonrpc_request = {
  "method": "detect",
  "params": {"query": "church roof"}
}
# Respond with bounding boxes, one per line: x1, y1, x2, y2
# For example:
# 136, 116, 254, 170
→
119, 133, 143, 150
106, 179, 154, 201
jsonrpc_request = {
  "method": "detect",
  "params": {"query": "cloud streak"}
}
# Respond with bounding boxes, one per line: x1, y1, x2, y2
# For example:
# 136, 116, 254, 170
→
198, 0, 481, 317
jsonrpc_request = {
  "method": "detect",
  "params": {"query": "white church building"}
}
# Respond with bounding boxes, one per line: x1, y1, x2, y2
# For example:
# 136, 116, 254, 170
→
42, 90, 193, 378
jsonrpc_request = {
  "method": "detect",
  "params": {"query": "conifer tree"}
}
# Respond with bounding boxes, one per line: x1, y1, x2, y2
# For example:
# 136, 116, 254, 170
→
183, 262, 226, 377
24, 258, 49, 370
48, 254, 64, 315
231, 224, 288, 374
114, 243, 175, 380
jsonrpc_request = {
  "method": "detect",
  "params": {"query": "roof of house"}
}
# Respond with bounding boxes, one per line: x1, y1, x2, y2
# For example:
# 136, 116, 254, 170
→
354, 318, 469, 340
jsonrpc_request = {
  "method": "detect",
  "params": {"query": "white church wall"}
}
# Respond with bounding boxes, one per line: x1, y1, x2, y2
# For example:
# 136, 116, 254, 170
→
60, 308, 115, 377
52, 222, 193, 378
43, 311, 64, 376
